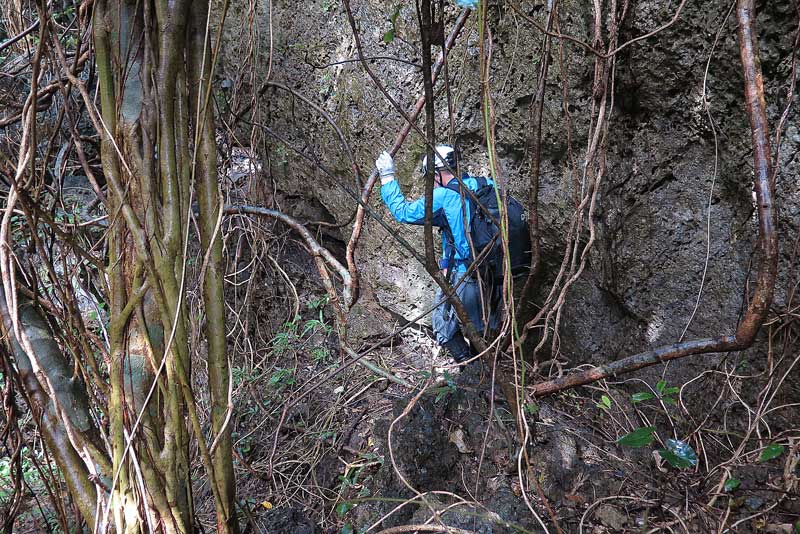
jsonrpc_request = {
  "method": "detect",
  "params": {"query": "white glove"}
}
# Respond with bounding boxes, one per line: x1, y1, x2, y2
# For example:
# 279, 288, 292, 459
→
375, 151, 395, 184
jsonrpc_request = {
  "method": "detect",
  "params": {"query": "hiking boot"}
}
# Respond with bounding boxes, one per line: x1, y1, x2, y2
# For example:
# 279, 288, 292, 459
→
442, 336, 471, 365
452, 350, 471, 364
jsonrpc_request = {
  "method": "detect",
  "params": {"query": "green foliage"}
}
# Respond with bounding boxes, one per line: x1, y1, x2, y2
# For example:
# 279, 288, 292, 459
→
596, 395, 612, 410
0, 448, 48, 500
236, 435, 253, 456
429, 372, 456, 403
311, 346, 331, 364
308, 295, 329, 310
9, 215, 25, 244
335, 502, 354, 517
273, 144, 289, 167
631, 380, 680, 405
268, 368, 295, 388
302, 297, 332, 336
618, 427, 699, 470
758, 443, 784, 462
630, 391, 656, 403
382, 5, 401, 44
273, 316, 300, 356
723, 477, 741, 492
302, 316, 331, 337
524, 402, 539, 416
657, 439, 698, 469
617, 426, 656, 448
318, 429, 337, 441
54, 4, 76, 22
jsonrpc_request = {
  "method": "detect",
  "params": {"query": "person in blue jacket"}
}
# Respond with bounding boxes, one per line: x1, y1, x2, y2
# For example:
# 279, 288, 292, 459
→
375, 145, 497, 364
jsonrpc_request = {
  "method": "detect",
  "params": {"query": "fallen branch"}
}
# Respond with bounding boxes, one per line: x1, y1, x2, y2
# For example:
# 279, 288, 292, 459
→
376, 526, 472, 534
531, 0, 778, 397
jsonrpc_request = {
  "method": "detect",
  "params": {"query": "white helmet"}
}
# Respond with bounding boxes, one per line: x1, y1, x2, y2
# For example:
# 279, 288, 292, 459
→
421, 145, 456, 175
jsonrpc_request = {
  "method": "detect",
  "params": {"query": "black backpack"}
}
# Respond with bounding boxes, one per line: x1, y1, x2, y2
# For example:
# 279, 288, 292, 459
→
445, 177, 531, 282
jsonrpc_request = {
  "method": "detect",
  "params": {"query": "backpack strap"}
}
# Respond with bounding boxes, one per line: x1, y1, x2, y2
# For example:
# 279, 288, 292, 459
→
441, 225, 457, 280
445, 176, 489, 193
445, 180, 462, 194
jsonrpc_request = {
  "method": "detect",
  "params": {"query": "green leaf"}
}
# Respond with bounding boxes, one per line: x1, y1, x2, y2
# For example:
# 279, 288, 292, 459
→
723, 477, 741, 492
430, 386, 454, 403
383, 5, 400, 44
631, 392, 656, 403
658, 449, 691, 468
617, 426, 656, 448
597, 395, 612, 410
524, 402, 539, 415
659, 439, 698, 468
662, 397, 677, 406
758, 443, 785, 462
656, 380, 666, 394
342, 524, 354, 534
663, 386, 680, 396
335, 502, 354, 517
389, 4, 401, 25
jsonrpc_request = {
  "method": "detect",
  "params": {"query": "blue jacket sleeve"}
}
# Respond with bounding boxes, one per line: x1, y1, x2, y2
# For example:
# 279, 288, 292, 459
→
381, 178, 478, 272
381, 180, 443, 225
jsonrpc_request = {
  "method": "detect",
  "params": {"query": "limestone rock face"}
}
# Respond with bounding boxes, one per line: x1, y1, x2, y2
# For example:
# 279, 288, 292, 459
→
217, 0, 798, 370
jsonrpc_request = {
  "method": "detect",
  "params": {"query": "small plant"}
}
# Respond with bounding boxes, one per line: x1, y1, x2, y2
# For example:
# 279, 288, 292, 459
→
273, 316, 300, 355
303, 295, 332, 337
631, 380, 680, 405
268, 368, 295, 388
231, 364, 263, 388
308, 295, 329, 310
616, 427, 699, 469
273, 145, 289, 166
723, 477, 741, 492
429, 371, 456, 403
596, 395, 612, 410
318, 429, 337, 441
302, 316, 331, 337
616, 426, 656, 448
382, 5, 401, 44
657, 439, 698, 468
0, 447, 48, 501
319, 72, 334, 98
311, 346, 331, 364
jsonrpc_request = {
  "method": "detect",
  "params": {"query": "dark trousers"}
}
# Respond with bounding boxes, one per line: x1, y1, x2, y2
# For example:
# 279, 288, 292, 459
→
432, 270, 499, 354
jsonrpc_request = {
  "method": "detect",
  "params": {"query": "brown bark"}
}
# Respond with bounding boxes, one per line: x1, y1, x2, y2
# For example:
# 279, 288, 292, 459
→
188, 1, 238, 530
